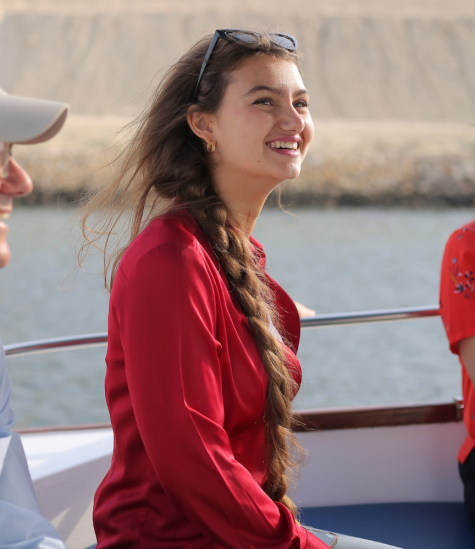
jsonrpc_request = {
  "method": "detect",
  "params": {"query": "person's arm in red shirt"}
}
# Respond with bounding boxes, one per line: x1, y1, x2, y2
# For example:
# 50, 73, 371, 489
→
115, 241, 324, 549
440, 228, 475, 357
459, 337, 475, 388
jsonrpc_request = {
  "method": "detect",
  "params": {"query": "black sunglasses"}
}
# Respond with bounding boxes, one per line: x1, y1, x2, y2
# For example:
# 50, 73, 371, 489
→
192, 29, 298, 102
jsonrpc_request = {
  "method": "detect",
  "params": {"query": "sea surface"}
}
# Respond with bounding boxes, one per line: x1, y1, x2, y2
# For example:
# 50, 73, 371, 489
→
0, 206, 473, 428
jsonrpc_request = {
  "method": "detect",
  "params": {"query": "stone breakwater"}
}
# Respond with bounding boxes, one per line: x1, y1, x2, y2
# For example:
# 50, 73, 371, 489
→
279, 121, 475, 207
13, 117, 475, 207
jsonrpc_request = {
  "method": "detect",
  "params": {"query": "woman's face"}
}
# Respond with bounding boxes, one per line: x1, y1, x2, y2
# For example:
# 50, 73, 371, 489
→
0, 157, 33, 268
211, 55, 314, 196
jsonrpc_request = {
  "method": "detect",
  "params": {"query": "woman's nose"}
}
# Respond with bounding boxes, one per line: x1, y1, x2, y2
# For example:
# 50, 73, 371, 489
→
279, 104, 306, 134
0, 158, 33, 197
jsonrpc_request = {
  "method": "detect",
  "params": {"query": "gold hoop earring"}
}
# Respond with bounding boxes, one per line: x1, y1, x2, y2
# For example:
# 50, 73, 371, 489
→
207, 141, 216, 153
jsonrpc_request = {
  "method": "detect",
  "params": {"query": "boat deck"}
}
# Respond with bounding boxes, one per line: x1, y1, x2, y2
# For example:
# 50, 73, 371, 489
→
302, 502, 475, 548
11, 322, 474, 549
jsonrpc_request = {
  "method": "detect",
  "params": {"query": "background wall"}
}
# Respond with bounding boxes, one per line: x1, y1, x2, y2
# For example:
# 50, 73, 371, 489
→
2, 0, 475, 204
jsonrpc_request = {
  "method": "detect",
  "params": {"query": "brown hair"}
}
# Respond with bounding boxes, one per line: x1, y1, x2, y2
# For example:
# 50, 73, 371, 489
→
78, 31, 304, 517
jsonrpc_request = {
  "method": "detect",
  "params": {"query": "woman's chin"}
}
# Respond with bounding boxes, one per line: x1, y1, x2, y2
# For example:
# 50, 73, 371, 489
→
0, 222, 10, 268
0, 243, 11, 268
276, 164, 301, 181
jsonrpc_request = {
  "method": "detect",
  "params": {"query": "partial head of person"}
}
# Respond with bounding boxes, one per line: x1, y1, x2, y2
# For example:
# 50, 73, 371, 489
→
80, 29, 313, 518
186, 29, 313, 203
0, 88, 68, 268
82, 29, 313, 266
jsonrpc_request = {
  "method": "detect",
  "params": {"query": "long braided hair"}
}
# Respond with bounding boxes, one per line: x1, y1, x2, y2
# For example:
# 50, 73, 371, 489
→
78, 31, 305, 517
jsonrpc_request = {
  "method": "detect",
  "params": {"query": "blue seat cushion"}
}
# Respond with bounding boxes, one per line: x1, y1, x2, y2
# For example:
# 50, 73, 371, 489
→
300, 502, 475, 549
83, 503, 475, 549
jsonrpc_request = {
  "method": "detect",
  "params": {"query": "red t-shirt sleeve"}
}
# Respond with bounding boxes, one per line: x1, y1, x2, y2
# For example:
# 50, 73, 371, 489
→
114, 242, 323, 549
440, 227, 475, 354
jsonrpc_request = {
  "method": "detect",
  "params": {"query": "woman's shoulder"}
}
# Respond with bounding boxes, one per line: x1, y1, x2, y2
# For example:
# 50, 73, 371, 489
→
445, 219, 475, 255
119, 212, 211, 280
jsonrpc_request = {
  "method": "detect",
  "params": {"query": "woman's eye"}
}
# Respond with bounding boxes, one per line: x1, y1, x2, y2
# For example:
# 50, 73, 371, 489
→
254, 98, 273, 106
294, 100, 309, 108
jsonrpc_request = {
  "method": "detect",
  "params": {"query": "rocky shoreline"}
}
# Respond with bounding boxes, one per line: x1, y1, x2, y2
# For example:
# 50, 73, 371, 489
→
277, 155, 475, 207
14, 118, 475, 208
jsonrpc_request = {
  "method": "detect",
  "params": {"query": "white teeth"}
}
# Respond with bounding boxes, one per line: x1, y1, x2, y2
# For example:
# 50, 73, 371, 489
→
0, 213, 9, 220
269, 140, 299, 149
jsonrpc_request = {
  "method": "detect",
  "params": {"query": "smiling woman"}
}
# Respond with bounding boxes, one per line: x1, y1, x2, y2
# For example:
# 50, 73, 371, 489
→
77, 30, 401, 549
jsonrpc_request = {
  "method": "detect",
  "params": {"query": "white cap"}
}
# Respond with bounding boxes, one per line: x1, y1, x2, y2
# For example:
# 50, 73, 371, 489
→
0, 88, 69, 144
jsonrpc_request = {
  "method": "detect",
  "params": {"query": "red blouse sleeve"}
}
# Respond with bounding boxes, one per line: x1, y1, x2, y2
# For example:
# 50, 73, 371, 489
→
440, 227, 475, 354
114, 242, 324, 549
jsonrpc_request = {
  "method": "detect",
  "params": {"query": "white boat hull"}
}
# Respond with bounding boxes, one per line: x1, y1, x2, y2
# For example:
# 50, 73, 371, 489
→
20, 417, 466, 549
292, 421, 465, 509
22, 429, 112, 549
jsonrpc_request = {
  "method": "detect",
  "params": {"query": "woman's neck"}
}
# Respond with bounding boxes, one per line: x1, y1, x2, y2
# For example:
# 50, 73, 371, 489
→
227, 206, 261, 237
214, 171, 276, 237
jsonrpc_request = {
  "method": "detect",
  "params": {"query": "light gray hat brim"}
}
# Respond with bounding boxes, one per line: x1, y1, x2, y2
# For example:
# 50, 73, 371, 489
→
0, 91, 69, 144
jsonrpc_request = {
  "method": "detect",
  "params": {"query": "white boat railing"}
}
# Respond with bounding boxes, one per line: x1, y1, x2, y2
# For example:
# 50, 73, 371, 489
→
300, 304, 440, 329
5, 305, 440, 359
5, 333, 108, 359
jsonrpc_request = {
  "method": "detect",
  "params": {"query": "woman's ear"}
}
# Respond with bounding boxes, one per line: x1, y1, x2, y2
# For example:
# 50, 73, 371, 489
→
187, 108, 214, 144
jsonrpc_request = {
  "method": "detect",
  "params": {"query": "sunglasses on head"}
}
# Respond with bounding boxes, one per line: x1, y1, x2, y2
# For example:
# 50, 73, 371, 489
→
192, 29, 298, 102
0, 142, 11, 179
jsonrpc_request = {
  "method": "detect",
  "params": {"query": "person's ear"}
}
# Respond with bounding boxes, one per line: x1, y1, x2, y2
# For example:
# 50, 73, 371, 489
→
187, 108, 214, 148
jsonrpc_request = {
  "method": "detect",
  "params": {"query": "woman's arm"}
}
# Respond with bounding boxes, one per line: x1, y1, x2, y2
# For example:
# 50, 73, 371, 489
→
440, 232, 475, 356
294, 301, 315, 319
459, 336, 475, 388
115, 242, 324, 549
0, 344, 67, 547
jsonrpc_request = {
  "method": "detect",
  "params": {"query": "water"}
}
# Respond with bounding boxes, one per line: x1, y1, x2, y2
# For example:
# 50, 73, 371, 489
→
0, 206, 473, 428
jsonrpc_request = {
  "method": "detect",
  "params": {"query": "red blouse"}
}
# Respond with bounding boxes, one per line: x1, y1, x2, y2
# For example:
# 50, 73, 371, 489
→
440, 220, 475, 463
93, 212, 325, 549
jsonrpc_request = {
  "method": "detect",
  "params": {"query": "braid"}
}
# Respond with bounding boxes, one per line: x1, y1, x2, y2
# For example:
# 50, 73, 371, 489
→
187, 194, 304, 518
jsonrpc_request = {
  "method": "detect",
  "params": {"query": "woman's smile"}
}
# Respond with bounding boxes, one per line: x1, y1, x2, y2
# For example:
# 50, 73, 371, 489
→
266, 135, 301, 156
